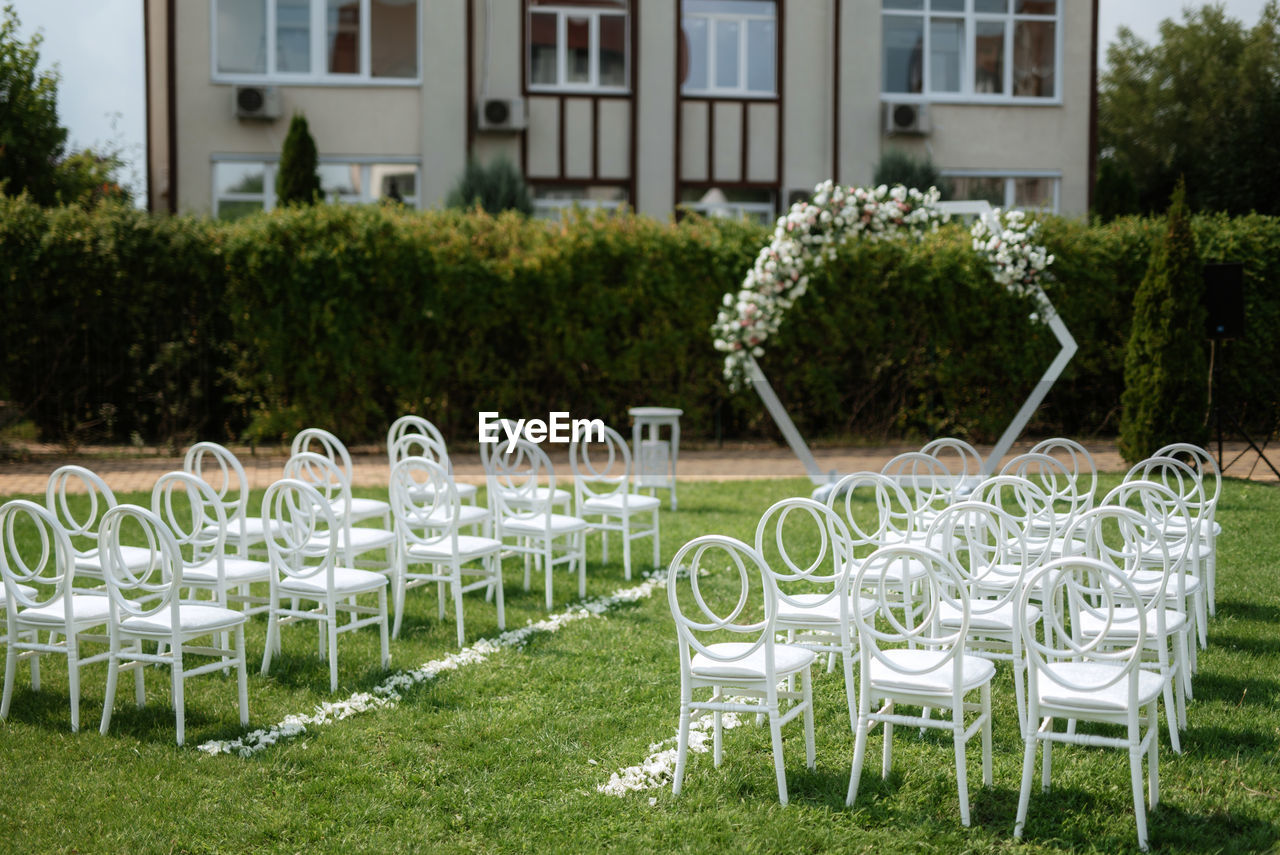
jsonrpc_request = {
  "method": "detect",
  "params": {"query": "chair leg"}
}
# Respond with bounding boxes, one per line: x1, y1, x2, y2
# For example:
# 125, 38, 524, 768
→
802, 668, 815, 771
652, 509, 661, 570
1, 642, 17, 720
1042, 722, 1053, 792
100, 648, 119, 736
673, 702, 692, 796
768, 703, 789, 806
493, 555, 506, 631
1161, 668, 1182, 755
452, 577, 466, 647
327, 609, 340, 692
953, 703, 971, 827
1147, 701, 1160, 809
378, 587, 390, 669
261, 612, 277, 676
882, 702, 894, 778
172, 647, 186, 746
981, 683, 993, 788
847, 716, 869, 807
391, 565, 407, 640
133, 641, 146, 707
544, 540, 555, 611
576, 532, 586, 599
1014, 733, 1037, 839
1129, 738, 1149, 850
68, 645, 81, 733
713, 685, 723, 767
235, 624, 249, 727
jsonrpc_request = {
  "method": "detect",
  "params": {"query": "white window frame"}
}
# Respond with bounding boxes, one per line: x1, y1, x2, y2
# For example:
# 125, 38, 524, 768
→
940, 168, 1060, 213
527, 5, 630, 94
212, 155, 422, 217
680, 1, 777, 98
212, 0, 422, 85
530, 185, 630, 219
880, 0, 1062, 105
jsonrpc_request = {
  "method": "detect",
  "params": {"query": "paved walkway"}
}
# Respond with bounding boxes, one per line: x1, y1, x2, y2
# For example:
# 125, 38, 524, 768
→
2, 438, 1272, 497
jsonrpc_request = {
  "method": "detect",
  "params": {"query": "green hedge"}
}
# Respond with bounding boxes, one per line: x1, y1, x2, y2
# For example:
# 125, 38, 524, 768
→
2, 194, 1278, 449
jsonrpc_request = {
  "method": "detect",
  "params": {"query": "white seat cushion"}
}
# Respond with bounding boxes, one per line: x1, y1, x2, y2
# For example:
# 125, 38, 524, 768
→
120, 603, 246, 636
405, 535, 503, 562
690, 642, 816, 680
278, 566, 388, 597
581, 493, 661, 515
501, 487, 571, 508
1076, 606, 1188, 638
938, 599, 1041, 632
848, 556, 928, 585
183, 557, 272, 585
1037, 661, 1166, 711
220, 517, 272, 542
308, 527, 396, 554
415, 504, 490, 529
869, 649, 996, 695
777, 593, 877, 625
503, 512, 588, 536
0, 583, 38, 606
17, 593, 111, 628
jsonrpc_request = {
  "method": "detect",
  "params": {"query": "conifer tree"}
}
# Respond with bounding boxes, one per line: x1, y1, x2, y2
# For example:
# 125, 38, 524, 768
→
276, 113, 321, 205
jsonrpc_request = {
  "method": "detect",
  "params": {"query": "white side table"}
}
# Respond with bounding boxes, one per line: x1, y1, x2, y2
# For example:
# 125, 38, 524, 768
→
630, 406, 682, 511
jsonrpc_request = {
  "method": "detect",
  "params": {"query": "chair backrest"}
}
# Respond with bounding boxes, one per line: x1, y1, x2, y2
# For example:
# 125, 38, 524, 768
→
666, 535, 777, 673
151, 470, 227, 573
921, 437, 985, 499
925, 499, 1029, 611
44, 464, 118, 545
387, 415, 448, 470
285, 451, 352, 508
1063, 501, 1182, 605
1027, 437, 1098, 511
754, 497, 855, 622
183, 441, 251, 537
261, 478, 341, 586
484, 438, 558, 518
970, 473, 1057, 560
881, 452, 953, 523
0, 499, 77, 619
1124, 455, 1207, 530
999, 451, 1089, 529
825, 471, 914, 555
389, 456, 462, 553
98, 504, 185, 623
292, 427, 356, 488
391, 432, 453, 474
1154, 442, 1221, 509
853, 544, 968, 683
569, 424, 634, 504
1017, 556, 1147, 697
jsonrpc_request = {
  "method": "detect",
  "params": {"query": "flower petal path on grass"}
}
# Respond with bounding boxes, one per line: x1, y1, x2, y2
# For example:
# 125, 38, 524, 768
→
197, 574, 665, 758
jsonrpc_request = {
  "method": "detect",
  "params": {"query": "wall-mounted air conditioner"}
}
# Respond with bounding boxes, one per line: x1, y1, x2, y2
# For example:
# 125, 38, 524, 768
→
883, 101, 930, 135
234, 86, 282, 121
477, 96, 528, 132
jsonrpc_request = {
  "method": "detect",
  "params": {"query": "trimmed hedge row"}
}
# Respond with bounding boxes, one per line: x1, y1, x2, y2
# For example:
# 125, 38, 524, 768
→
2, 195, 1277, 448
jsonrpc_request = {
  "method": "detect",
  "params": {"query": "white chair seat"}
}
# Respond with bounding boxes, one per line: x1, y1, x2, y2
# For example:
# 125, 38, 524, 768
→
279, 566, 389, 597
1038, 662, 1166, 711
504, 513, 589, 536
1141, 541, 1212, 563
690, 642, 816, 680
869, 649, 996, 695
417, 504, 489, 529
405, 535, 503, 562
219, 517, 274, 541
75, 544, 154, 574
973, 562, 1023, 591
308, 527, 396, 553
338, 496, 391, 519
120, 603, 246, 636
183, 557, 272, 585
500, 486, 570, 507
1128, 569, 1202, 597
0, 583, 37, 606
580, 493, 662, 514
1077, 607, 1188, 637
881, 529, 953, 552
938, 599, 1041, 632
847, 556, 928, 585
17, 593, 111, 627
409, 481, 479, 504
777, 593, 877, 625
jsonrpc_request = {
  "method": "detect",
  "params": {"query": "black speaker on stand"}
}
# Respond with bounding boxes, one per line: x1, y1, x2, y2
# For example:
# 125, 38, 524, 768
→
1204, 263, 1280, 478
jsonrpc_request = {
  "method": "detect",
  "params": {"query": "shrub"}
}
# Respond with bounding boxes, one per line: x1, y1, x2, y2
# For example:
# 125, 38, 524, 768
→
1119, 181, 1210, 462
873, 149, 950, 199
445, 157, 533, 215
276, 114, 321, 206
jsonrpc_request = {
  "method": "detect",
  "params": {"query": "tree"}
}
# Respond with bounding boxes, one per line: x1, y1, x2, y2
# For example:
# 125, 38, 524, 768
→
0, 4, 68, 205
1098, 2, 1280, 215
873, 148, 950, 198
445, 157, 532, 215
276, 113, 321, 205
1118, 180, 1209, 463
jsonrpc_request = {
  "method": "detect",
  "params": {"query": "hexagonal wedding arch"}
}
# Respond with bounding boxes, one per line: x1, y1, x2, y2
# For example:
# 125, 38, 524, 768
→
711, 181, 1076, 496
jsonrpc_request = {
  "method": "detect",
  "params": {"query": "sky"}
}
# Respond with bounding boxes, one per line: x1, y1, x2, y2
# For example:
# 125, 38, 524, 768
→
6, 0, 1277, 208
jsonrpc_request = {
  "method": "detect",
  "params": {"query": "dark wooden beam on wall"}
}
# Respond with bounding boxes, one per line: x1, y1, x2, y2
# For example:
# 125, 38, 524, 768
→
166, 0, 177, 213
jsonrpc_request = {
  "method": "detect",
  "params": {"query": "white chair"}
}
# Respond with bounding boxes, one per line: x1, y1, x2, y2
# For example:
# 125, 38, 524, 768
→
1154, 443, 1221, 616
292, 427, 392, 527
388, 456, 504, 644
569, 425, 661, 580
998, 451, 1090, 553
259, 478, 391, 692
44, 465, 153, 582
480, 420, 572, 513
880, 452, 954, 539
284, 451, 398, 573
847, 543, 995, 826
754, 497, 869, 734
668, 534, 816, 805
388, 415, 479, 506
0, 500, 111, 732
184, 441, 269, 560
921, 437, 985, 500
1028, 437, 1098, 513
389, 433, 490, 535
151, 471, 272, 617
486, 439, 588, 610
1014, 557, 1165, 851
1063, 501, 1190, 754
97, 504, 249, 746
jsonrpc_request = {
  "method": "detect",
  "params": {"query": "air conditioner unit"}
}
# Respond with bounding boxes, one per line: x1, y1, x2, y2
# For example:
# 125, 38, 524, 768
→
883, 101, 930, 135
477, 96, 527, 132
234, 86, 282, 121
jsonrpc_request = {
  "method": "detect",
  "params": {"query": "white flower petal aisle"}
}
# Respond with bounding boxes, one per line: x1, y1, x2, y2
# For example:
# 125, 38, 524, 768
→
597, 702, 751, 797
197, 574, 666, 758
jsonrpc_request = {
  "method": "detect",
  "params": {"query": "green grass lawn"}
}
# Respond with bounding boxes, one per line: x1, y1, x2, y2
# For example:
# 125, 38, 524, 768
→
1, 475, 1278, 853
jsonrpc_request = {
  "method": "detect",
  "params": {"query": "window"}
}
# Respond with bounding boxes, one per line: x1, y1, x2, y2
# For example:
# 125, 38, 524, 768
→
212, 158, 419, 218
678, 186, 775, 224
531, 185, 629, 218
943, 170, 1059, 212
882, 0, 1058, 101
680, 1, 776, 97
213, 0, 419, 82
528, 1, 629, 92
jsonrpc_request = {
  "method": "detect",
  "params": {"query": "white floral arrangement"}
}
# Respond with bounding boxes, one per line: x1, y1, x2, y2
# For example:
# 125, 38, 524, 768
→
711, 181, 1054, 391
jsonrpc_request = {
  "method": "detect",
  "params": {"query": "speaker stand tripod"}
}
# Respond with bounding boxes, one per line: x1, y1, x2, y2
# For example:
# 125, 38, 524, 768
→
1209, 340, 1280, 479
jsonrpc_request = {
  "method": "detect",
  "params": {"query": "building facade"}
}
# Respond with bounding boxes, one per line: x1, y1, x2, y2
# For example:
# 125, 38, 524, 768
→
144, 0, 1096, 221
